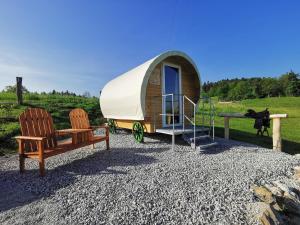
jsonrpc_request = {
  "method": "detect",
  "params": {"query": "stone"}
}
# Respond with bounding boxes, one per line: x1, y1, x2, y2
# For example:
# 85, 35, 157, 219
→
252, 185, 275, 204
272, 180, 299, 200
264, 184, 283, 197
293, 174, 300, 183
281, 191, 300, 216
247, 202, 270, 224
294, 166, 300, 181
294, 166, 300, 173
259, 204, 286, 225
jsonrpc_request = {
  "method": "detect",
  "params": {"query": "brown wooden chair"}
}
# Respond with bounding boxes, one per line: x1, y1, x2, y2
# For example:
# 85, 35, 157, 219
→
69, 108, 109, 149
15, 108, 107, 176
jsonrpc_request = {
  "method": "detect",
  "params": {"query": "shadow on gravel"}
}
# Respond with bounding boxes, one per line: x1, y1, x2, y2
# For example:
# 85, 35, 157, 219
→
144, 133, 190, 147
214, 127, 300, 155
0, 147, 167, 213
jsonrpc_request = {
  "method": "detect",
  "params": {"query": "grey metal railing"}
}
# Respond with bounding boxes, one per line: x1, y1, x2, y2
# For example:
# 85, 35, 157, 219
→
151, 94, 215, 149
183, 95, 196, 149
159, 94, 175, 150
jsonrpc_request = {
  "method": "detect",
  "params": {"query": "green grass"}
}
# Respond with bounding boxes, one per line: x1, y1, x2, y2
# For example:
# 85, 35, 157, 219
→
1, 93, 299, 155
204, 97, 300, 154
0, 93, 103, 155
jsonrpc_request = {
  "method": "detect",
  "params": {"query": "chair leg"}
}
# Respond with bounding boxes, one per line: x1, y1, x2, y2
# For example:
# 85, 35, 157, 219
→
19, 154, 25, 173
39, 158, 45, 177
92, 144, 95, 149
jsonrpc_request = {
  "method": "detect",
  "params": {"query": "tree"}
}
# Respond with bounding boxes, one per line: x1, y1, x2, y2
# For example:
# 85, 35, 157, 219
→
3, 84, 29, 93
83, 91, 91, 98
279, 71, 300, 96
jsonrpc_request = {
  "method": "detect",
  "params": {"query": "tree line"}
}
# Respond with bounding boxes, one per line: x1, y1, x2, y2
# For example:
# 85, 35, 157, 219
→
203, 71, 300, 101
1, 84, 93, 98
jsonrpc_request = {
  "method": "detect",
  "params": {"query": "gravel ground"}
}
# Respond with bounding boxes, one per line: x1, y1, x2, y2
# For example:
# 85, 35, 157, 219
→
0, 131, 299, 225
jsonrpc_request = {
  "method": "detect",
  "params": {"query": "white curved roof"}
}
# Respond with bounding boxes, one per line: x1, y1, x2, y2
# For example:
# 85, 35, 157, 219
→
100, 50, 200, 120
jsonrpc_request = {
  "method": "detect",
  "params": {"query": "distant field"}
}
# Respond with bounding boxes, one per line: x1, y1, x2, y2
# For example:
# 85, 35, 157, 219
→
0, 92, 102, 155
210, 97, 300, 154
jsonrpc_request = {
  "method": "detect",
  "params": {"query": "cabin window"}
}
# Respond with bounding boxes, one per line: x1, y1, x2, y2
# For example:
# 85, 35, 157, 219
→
162, 64, 182, 126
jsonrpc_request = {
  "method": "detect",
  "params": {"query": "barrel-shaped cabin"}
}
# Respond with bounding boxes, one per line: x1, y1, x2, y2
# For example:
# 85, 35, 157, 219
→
100, 50, 201, 142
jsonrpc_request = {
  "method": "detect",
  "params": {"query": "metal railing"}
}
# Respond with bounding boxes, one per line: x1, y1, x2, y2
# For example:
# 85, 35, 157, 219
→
151, 94, 215, 150
197, 97, 215, 140
159, 93, 175, 132
151, 94, 183, 150
183, 95, 196, 149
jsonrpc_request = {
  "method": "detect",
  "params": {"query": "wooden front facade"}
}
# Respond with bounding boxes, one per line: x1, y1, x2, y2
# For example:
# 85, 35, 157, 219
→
115, 55, 200, 133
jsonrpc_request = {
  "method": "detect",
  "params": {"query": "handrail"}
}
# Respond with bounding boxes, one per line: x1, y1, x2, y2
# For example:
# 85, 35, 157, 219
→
184, 95, 196, 106
184, 115, 194, 125
183, 95, 196, 149
152, 94, 215, 150
161, 93, 175, 150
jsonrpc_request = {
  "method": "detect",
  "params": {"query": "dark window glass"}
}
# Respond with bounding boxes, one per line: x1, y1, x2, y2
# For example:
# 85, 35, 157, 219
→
164, 65, 180, 125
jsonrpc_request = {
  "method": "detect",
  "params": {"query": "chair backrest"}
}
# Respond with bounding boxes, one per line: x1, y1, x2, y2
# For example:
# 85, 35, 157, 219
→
69, 108, 91, 129
19, 108, 57, 151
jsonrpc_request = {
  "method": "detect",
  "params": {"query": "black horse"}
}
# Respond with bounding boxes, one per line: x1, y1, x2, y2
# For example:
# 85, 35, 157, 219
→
245, 108, 270, 136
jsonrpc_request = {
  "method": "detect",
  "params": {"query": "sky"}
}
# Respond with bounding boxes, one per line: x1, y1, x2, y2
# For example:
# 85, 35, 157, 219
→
0, 0, 300, 96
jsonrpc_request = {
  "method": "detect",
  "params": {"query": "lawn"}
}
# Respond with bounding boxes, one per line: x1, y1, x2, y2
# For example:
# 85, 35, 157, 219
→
0, 92, 103, 155
1, 93, 299, 155
207, 97, 300, 154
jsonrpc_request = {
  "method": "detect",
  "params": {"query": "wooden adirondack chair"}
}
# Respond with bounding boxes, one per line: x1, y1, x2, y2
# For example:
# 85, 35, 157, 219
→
69, 108, 109, 149
15, 108, 106, 176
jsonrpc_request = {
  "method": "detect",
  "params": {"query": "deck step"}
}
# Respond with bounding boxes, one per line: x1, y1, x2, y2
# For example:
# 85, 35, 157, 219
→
196, 142, 218, 151
183, 134, 210, 145
188, 135, 218, 151
189, 135, 210, 142
191, 140, 217, 149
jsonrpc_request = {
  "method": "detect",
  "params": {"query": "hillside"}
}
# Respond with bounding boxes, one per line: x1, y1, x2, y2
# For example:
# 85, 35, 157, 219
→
211, 97, 300, 154
0, 92, 102, 155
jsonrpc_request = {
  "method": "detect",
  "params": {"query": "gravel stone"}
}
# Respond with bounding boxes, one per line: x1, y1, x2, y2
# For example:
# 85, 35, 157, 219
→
0, 131, 299, 225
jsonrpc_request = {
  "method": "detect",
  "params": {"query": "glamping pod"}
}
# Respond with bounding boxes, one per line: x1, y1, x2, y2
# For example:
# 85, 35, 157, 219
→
100, 50, 201, 143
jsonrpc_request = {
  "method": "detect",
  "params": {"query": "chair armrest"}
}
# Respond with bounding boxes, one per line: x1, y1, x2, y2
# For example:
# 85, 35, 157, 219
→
15, 136, 45, 154
55, 130, 74, 136
90, 125, 108, 130
15, 136, 46, 141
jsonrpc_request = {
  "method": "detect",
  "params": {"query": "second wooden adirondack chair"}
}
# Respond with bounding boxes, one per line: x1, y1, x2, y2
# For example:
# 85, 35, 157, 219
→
69, 108, 109, 149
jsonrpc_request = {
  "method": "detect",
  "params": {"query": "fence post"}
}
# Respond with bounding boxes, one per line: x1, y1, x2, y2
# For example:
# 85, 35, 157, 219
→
224, 117, 230, 139
270, 114, 288, 151
16, 77, 23, 105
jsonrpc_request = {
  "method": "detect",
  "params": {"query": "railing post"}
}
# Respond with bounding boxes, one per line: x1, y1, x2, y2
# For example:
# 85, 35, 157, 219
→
212, 101, 215, 141
209, 98, 212, 135
202, 99, 204, 128
182, 96, 185, 133
194, 104, 196, 149
172, 94, 175, 150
